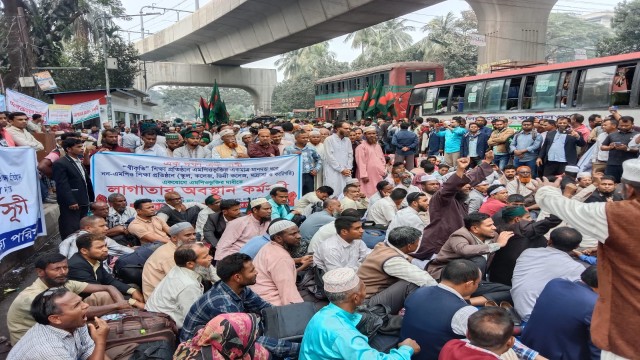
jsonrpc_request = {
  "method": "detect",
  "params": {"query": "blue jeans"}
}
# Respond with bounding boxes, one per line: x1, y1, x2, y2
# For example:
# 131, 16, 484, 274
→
513, 158, 537, 176
494, 154, 510, 170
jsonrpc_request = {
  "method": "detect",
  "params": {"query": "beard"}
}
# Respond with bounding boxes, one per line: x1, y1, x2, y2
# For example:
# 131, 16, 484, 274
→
455, 191, 469, 202
260, 216, 271, 225
227, 142, 238, 148
194, 264, 216, 282
367, 138, 377, 145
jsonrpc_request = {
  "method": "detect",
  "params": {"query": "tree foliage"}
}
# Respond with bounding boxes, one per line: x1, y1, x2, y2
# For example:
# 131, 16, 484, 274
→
149, 87, 254, 120
546, 13, 611, 63
597, 0, 640, 56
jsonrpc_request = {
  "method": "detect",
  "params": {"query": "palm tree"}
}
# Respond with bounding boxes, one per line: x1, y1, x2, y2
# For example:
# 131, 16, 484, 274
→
418, 12, 458, 60
344, 26, 377, 54
275, 41, 336, 79
374, 19, 415, 52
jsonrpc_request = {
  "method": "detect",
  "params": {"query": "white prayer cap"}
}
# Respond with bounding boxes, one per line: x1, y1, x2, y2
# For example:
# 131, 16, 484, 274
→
323, 268, 361, 293
577, 172, 591, 179
239, 131, 252, 138
421, 122, 429, 127
323, 123, 333, 128
489, 185, 506, 196
219, 129, 235, 137
346, 178, 360, 185
250, 197, 268, 208
363, 126, 376, 133
268, 220, 297, 236
419, 174, 438, 183
564, 165, 580, 174
169, 222, 193, 236
233, 124, 240, 128
622, 158, 640, 183
310, 130, 321, 135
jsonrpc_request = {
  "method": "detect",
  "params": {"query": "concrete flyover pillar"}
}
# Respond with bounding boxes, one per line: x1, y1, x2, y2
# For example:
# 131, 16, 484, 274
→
135, 62, 276, 115
466, 0, 558, 72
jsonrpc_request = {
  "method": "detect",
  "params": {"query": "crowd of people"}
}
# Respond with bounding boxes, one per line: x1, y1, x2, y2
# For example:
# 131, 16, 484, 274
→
2, 108, 639, 360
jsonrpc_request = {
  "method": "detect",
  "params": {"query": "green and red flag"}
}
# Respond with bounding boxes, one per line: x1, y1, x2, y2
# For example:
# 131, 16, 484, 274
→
365, 80, 384, 117
357, 82, 373, 112
376, 90, 395, 115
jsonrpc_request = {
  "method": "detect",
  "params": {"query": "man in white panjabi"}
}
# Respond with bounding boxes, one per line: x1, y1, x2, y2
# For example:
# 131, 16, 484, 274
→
323, 121, 354, 197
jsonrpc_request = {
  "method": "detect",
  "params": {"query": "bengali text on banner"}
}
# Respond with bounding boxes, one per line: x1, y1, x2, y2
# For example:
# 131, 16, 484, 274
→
0, 148, 47, 261
6, 89, 49, 122
91, 153, 302, 208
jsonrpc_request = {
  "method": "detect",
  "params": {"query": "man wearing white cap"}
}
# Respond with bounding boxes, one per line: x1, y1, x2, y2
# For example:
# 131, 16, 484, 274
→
211, 128, 248, 159
214, 198, 272, 261
536, 160, 640, 359
142, 222, 197, 299
417, 174, 441, 200
300, 267, 421, 359
355, 126, 387, 197
250, 220, 312, 306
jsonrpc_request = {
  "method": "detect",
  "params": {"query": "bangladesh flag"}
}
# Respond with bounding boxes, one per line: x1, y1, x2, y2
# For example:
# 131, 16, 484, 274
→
357, 82, 373, 112
199, 97, 210, 125
365, 80, 384, 117
376, 90, 395, 116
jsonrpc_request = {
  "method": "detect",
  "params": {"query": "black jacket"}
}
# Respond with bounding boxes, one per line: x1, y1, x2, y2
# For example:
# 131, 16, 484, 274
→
202, 212, 228, 247
67, 253, 131, 295
538, 130, 586, 165
52, 155, 94, 207
460, 131, 490, 159
489, 215, 563, 286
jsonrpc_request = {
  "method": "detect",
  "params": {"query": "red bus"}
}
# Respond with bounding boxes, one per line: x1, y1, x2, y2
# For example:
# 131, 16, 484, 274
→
407, 52, 640, 128
315, 62, 445, 122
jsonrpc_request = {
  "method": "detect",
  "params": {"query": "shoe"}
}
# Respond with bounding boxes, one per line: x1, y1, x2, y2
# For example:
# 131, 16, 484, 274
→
500, 301, 522, 326
484, 300, 498, 307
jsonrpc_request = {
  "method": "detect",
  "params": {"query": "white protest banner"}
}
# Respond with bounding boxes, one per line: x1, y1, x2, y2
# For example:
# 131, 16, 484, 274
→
6, 89, 49, 121
0, 148, 47, 261
47, 104, 72, 125
72, 100, 100, 124
0, 94, 5, 111
91, 153, 302, 209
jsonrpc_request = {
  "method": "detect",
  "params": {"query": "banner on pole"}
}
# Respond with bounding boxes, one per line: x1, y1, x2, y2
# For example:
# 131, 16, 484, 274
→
47, 104, 72, 125
6, 89, 49, 121
0, 148, 47, 262
91, 153, 302, 209
71, 100, 101, 124
33, 71, 58, 91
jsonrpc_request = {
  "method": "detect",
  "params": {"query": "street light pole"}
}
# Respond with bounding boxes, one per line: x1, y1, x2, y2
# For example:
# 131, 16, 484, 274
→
102, 17, 114, 126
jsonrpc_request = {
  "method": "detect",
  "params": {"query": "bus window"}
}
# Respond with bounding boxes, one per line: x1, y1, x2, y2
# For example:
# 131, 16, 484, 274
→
451, 84, 466, 112
481, 80, 505, 111
558, 72, 571, 107
522, 76, 535, 109
436, 86, 451, 112
503, 77, 522, 110
464, 82, 483, 112
612, 64, 636, 106
577, 65, 616, 108
423, 88, 438, 115
406, 73, 413, 85
531, 72, 560, 109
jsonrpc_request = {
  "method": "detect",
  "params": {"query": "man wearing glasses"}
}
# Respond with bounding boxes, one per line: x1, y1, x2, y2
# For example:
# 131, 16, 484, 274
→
157, 191, 204, 227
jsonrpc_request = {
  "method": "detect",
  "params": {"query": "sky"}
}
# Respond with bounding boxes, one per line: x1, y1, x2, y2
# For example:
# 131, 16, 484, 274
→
117, 0, 622, 82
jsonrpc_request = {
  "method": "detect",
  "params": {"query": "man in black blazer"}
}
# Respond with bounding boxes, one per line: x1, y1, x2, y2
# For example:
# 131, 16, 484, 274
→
53, 138, 95, 239
536, 118, 586, 177
202, 199, 242, 252
67, 232, 145, 307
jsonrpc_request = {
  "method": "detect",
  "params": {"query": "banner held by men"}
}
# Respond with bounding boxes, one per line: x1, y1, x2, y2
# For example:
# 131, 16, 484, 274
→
91, 153, 302, 209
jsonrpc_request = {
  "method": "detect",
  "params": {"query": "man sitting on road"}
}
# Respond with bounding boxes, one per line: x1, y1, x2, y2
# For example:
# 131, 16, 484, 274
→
251, 220, 313, 305
313, 216, 370, 272
59, 215, 134, 260
141, 222, 201, 300
145, 243, 212, 328
68, 233, 145, 309
358, 227, 437, 314
7, 288, 111, 360
214, 198, 272, 261
127, 198, 171, 244
105, 193, 137, 246
202, 199, 242, 254
7, 253, 130, 345
268, 186, 300, 221
180, 253, 300, 358
367, 188, 406, 226
157, 191, 203, 227
479, 185, 509, 216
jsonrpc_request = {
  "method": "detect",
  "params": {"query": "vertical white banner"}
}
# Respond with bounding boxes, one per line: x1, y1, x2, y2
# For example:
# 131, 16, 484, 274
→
0, 148, 47, 261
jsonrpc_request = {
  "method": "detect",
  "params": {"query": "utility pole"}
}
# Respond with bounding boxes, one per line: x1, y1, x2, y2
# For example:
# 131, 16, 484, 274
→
102, 17, 114, 126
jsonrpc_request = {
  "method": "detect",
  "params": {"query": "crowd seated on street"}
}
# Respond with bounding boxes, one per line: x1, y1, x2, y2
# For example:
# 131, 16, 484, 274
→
4, 111, 639, 360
